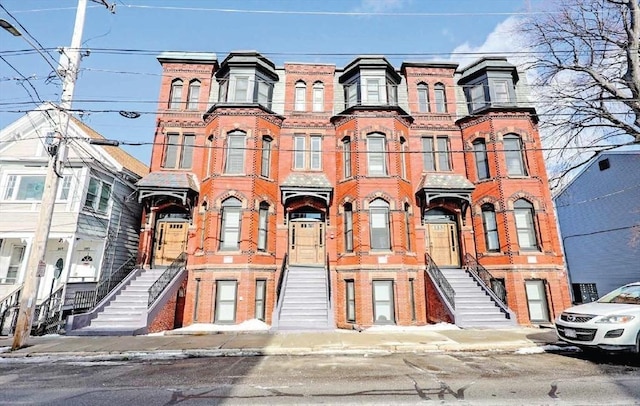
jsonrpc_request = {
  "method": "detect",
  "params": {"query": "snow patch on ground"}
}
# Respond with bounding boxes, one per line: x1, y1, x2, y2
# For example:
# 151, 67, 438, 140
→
0, 347, 10, 354
157, 319, 272, 335
516, 344, 580, 354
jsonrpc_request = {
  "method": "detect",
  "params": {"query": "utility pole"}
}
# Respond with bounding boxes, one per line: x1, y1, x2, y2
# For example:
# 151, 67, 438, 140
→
11, 0, 91, 350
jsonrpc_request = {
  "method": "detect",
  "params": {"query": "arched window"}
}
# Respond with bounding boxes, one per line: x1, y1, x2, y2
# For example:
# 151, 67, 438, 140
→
220, 197, 242, 251
369, 198, 391, 250
186, 79, 201, 110
473, 138, 490, 180
294, 80, 306, 111
312, 81, 324, 112
344, 203, 354, 252
169, 79, 183, 109
504, 134, 527, 176
257, 202, 269, 251
400, 137, 408, 179
514, 199, 538, 250
481, 203, 500, 251
367, 133, 387, 176
224, 131, 246, 174
417, 83, 429, 113
434, 83, 446, 113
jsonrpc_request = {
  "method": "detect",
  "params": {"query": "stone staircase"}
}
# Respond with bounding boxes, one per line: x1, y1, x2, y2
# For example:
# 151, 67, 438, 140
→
273, 265, 334, 331
439, 267, 517, 328
70, 267, 166, 336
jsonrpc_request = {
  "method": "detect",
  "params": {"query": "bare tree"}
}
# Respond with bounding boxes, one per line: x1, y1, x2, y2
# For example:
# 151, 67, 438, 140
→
521, 0, 639, 189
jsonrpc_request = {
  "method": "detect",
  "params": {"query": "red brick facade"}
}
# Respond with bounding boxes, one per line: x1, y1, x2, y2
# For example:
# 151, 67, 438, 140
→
137, 52, 571, 330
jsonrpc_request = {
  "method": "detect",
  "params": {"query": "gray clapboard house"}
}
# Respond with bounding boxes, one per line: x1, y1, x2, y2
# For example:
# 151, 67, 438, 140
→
0, 105, 148, 332
554, 145, 640, 303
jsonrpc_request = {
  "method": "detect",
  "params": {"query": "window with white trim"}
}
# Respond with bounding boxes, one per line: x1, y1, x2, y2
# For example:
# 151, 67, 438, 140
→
400, 137, 408, 179
344, 203, 353, 252
417, 83, 429, 113
260, 136, 272, 178
162, 133, 195, 169
346, 279, 356, 322
514, 199, 538, 250
293, 134, 322, 170
84, 177, 112, 214
294, 81, 306, 111
493, 80, 511, 104
312, 82, 324, 112
369, 198, 391, 250
186, 79, 201, 110
373, 280, 395, 324
481, 203, 500, 252
367, 133, 387, 176
224, 131, 246, 174
473, 139, 490, 180
434, 83, 446, 113
343, 137, 352, 178
504, 134, 527, 176
257, 202, 269, 252
470, 84, 485, 111
219, 197, 242, 251
169, 79, 183, 109
422, 136, 451, 171
3, 175, 44, 201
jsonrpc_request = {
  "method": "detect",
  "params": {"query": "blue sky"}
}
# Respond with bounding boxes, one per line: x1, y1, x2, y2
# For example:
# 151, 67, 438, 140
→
0, 0, 533, 164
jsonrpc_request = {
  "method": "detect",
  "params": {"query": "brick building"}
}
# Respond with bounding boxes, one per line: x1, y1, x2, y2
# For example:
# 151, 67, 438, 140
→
136, 51, 571, 331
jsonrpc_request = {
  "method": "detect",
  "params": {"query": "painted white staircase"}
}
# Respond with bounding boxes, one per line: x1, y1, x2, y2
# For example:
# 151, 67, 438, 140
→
439, 267, 517, 328
70, 267, 166, 336
273, 265, 334, 331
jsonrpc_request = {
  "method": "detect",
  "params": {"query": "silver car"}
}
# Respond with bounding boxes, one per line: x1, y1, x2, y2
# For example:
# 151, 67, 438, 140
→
556, 282, 640, 353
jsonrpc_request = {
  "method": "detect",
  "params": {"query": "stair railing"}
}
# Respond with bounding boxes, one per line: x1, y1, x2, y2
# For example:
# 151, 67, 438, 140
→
0, 285, 22, 335
148, 252, 187, 307
273, 254, 289, 325
73, 255, 137, 312
32, 284, 65, 335
425, 253, 455, 311
464, 253, 514, 319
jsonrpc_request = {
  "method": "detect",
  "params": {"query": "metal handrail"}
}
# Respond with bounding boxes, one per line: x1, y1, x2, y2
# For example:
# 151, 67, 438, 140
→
0, 285, 22, 335
464, 253, 512, 318
425, 253, 456, 310
73, 255, 137, 311
33, 284, 65, 335
275, 253, 288, 303
325, 253, 331, 308
148, 252, 187, 307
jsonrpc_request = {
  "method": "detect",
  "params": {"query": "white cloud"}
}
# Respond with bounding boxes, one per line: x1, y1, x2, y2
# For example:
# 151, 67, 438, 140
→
355, 0, 411, 13
451, 16, 531, 69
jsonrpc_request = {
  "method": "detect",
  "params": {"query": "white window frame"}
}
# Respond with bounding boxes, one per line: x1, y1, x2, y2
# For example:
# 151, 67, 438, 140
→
312, 82, 324, 112
186, 79, 201, 110
367, 134, 387, 176
83, 177, 112, 215
514, 199, 539, 250
471, 84, 485, 111
434, 83, 446, 113
224, 132, 246, 174
417, 83, 429, 113
493, 80, 511, 104
481, 204, 500, 252
293, 134, 322, 170
219, 198, 242, 251
369, 198, 391, 250
422, 136, 451, 171
257, 202, 269, 251
294, 81, 306, 111
163, 133, 195, 169
504, 134, 528, 176
169, 79, 183, 109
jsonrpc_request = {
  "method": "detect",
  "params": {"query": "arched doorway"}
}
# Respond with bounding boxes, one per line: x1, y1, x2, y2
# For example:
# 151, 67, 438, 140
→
424, 208, 460, 267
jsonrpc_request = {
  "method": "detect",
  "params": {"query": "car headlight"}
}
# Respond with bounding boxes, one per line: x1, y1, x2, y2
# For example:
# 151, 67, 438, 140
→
596, 315, 635, 323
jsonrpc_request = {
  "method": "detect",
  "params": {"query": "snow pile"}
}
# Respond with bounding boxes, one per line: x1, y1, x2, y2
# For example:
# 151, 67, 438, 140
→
162, 319, 271, 335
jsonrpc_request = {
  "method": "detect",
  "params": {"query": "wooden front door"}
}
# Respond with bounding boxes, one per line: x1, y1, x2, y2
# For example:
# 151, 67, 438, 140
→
289, 221, 325, 265
427, 222, 460, 267
153, 221, 188, 266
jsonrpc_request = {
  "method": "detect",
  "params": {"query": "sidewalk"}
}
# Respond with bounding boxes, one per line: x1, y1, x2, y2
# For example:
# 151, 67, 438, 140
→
0, 327, 561, 361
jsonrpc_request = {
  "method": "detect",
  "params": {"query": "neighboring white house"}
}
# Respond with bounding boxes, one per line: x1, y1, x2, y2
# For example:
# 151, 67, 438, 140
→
0, 104, 148, 309
554, 145, 640, 303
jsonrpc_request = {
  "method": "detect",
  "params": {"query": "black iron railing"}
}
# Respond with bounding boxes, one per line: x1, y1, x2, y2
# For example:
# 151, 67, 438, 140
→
325, 253, 331, 307
275, 253, 288, 303
425, 253, 455, 310
32, 285, 65, 335
464, 253, 511, 317
73, 255, 137, 312
0, 285, 21, 335
148, 252, 187, 307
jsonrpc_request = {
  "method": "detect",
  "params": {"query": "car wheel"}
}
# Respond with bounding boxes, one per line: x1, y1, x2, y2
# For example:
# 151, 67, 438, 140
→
635, 332, 640, 355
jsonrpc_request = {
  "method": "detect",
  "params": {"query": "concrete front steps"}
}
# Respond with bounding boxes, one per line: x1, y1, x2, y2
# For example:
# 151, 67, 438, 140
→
70, 267, 167, 336
439, 267, 517, 328
273, 265, 334, 331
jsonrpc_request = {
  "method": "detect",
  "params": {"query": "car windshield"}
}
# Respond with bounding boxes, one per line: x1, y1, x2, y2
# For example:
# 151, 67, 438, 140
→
597, 284, 640, 305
